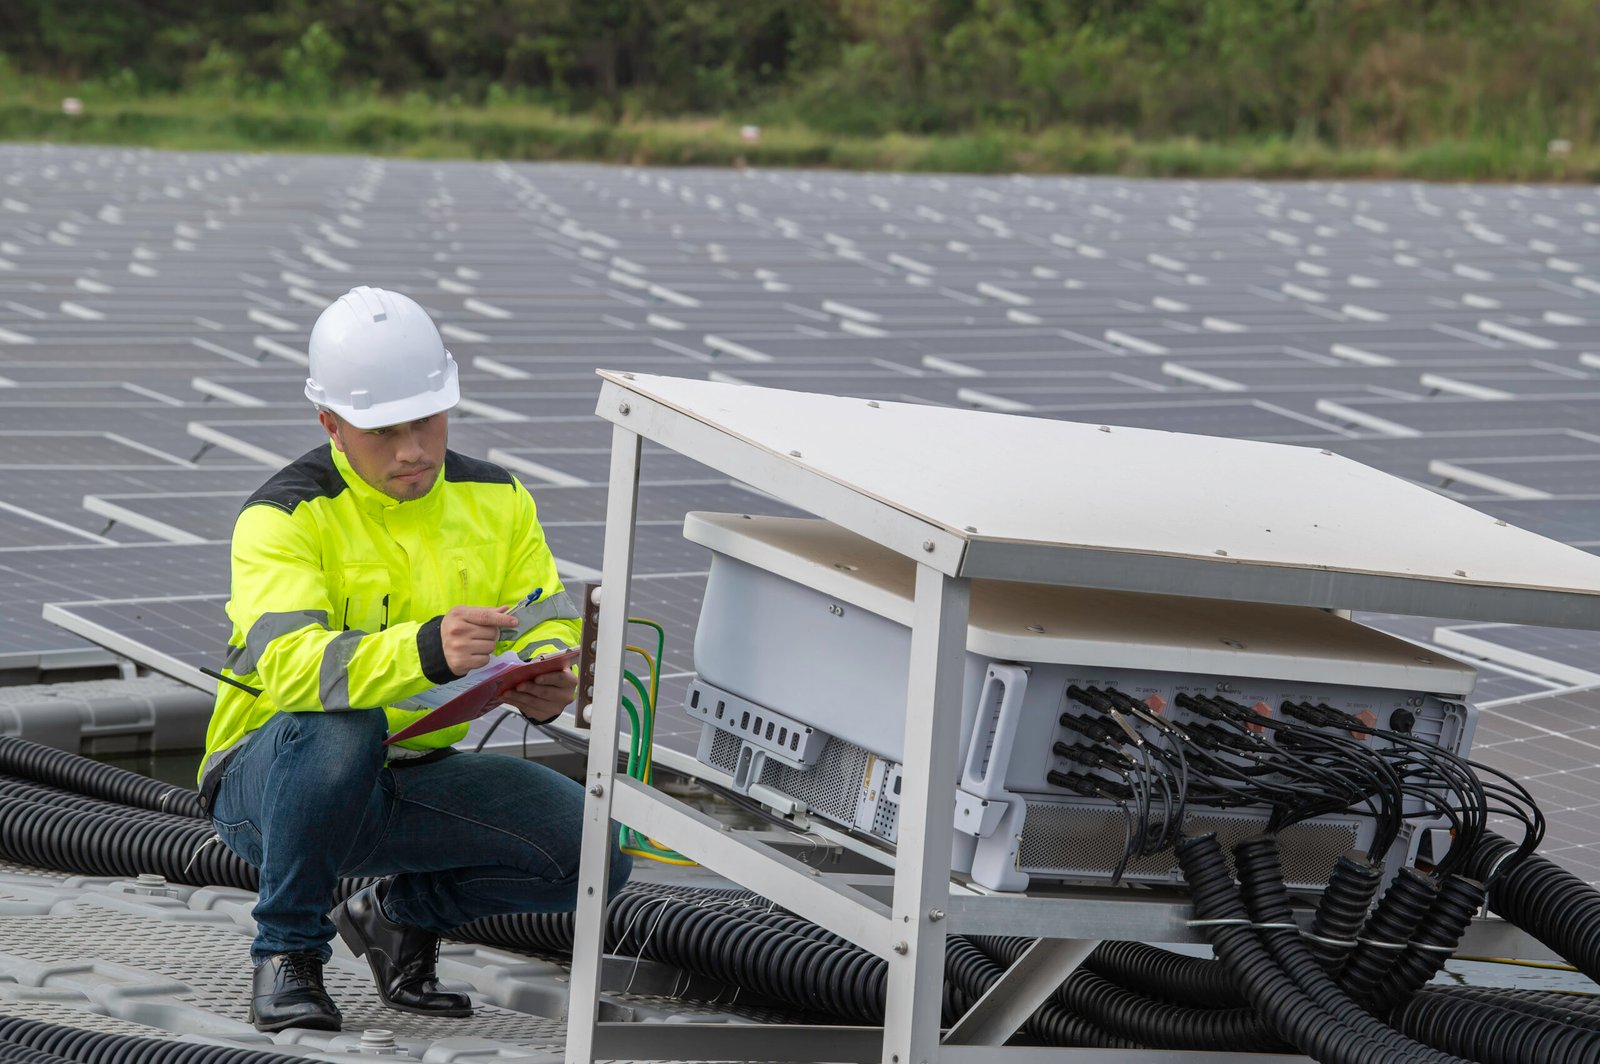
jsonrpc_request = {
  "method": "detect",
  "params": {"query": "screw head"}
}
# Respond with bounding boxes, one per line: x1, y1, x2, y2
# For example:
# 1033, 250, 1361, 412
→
892, 940, 909, 954
1215, 548, 1229, 556
928, 908, 945, 922
789, 449, 803, 458
1454, 569, 1467, 577
964, 525, 978, 533
1026, 624, 1045, 633
867, 400, 880, 408
1098, 425, 1111, 433
922, 540, 935, 552
618, 401, 631, 415
589, 783, 605, 797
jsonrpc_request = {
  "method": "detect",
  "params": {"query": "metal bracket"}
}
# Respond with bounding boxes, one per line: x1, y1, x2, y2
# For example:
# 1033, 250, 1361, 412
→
942, 937, 1100, 1046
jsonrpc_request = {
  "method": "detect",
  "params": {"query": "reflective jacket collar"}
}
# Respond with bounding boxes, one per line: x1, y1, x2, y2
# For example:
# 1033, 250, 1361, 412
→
328, 441, 446, 517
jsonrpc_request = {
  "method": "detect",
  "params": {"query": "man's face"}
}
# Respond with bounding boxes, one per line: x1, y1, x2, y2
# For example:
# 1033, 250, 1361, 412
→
320, 409, 448, 501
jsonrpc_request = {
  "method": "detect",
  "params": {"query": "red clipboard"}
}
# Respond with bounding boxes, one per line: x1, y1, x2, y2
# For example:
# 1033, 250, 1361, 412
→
384, 647, 580, 745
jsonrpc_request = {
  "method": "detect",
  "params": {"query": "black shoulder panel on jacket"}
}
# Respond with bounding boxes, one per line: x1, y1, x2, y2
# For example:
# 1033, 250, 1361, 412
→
242, 445, 346, 515
442, 449, 515, 486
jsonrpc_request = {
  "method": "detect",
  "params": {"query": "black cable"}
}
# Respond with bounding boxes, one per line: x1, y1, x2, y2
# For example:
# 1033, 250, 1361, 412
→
1175, 832, 1466, 1064
1391, 987, 1600, 1064
1373, 873, 1486, 1007
1306, 852, 1386, 975
1232, 835, 1467, 1060
0, 736, 202, 818
1464, 830, 1600, 986
1338, 866, 1441, 1007
1081, 940, 1244, 1009
474, 708, 517, 752
1300, 701, 1484, 875
0, 1015, 306, 1063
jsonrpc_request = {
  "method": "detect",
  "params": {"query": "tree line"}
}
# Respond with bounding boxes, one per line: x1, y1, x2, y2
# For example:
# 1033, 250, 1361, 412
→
3, 0, 1597, 146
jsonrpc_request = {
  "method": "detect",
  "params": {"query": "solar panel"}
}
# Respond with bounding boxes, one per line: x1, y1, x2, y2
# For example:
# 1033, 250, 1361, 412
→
1473, 687, 1600, 884
80, 491, 245, 544
42, 595, 229, 684
3, 146, 1600, 834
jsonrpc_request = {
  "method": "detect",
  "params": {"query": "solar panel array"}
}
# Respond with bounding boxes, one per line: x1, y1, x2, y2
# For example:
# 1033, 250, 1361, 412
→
2, 143, 1599, 867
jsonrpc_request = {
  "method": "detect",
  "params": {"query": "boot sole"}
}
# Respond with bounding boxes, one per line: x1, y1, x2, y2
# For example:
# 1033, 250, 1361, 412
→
248, 1005, 342, 1033
332, 901, 474, 1018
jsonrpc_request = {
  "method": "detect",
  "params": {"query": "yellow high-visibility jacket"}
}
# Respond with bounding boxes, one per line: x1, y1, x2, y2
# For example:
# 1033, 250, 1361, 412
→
198, 442, 581, 788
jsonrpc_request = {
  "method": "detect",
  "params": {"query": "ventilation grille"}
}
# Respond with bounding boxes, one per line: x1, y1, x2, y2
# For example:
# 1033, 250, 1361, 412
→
870, 796, 899, 840
1017, 804, 1358, 888
756, 737, 872, 825
707, 728, 742, 772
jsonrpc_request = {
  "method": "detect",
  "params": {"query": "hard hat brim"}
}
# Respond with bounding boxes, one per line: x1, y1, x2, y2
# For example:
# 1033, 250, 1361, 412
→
308, 373, 460, 430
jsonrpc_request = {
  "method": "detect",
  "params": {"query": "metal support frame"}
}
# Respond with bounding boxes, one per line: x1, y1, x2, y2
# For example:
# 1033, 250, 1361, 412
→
566, 424, 639, 1064
942, 938, 1100, 1046
562, 403, 1185, 1063
562, 377, 1556, 1064
883, 563, 971, 1063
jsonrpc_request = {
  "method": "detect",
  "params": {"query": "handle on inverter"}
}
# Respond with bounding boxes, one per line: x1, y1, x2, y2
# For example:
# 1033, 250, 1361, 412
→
960, 661, 1030, 795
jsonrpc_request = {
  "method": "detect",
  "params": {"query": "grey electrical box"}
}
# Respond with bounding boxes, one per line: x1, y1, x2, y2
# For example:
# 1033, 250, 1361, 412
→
684, 511, 1477, 893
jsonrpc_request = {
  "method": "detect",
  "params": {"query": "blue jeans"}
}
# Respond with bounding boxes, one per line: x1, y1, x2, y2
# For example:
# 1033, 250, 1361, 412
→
210, 708, 632, 964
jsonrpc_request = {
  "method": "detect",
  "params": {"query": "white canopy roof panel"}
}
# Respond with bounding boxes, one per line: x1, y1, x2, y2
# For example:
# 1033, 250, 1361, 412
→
598, 371, 1600, 628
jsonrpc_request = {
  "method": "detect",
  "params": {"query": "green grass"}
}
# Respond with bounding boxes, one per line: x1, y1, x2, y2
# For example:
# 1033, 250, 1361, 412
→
3, 86, 1596, 182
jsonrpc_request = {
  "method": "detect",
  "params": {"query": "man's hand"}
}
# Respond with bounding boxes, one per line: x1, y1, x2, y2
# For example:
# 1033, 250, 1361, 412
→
501, 666, 577, 724
440, 605, 516, 675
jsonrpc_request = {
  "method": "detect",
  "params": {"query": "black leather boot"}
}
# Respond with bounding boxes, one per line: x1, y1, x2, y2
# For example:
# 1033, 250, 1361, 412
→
249, 950, 342, 1032
331, 881, 472, 1017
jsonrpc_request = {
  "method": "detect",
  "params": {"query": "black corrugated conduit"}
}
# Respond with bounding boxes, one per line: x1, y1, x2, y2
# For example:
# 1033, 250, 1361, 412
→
1466, 830, 1600, 987
1306, 852, 1386, 975
0, 772, 376, 901
1081, 940, 1244, 1009
1231, 835, 1466, 1062
0, 775, 205, 825
0, 1015, 304, 1064
0, 737, 202, 818
1176, 832, 1468, 1064
9, 738, 1600, 1059
1488, 987, 1600, 1022
612, 888, 888, 1022
966, 934, 1277, 1051
1336, 865, 1441, 1006
0, 1040, 80, 1064
0, 791, 252, 889
971, 934, 1030, 966
1061, 855, 1386, 1014
1372, 873, 1486, 1007
1390, 988, 1600, 1064
1052, 968, 1281, 1052
1416, 987, 1600, 1032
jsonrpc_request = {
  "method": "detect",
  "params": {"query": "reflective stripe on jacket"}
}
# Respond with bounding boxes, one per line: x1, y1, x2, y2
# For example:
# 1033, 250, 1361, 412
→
199, 441, 581, 783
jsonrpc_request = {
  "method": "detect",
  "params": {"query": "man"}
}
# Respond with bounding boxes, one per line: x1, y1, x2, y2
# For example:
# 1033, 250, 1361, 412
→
198, 285, 631, 1032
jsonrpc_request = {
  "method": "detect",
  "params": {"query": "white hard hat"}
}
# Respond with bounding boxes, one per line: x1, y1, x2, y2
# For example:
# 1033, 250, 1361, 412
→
304, 286, 460, 429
